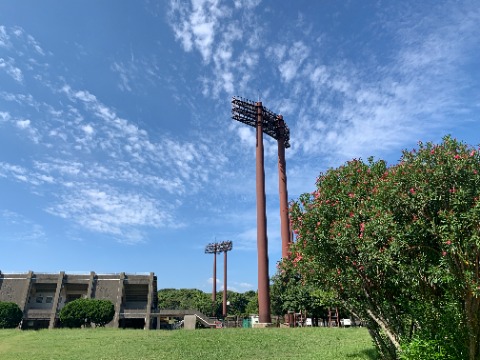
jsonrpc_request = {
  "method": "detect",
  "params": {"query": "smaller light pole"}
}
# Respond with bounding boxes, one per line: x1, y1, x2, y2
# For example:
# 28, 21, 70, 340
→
205, 242, 219, 317
217, 241, 233, 318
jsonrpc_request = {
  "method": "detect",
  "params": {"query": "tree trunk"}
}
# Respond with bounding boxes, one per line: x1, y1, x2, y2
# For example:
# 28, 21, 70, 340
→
366, 308, 401, 351
465, 293, 480, 360
367, 326, 397, 360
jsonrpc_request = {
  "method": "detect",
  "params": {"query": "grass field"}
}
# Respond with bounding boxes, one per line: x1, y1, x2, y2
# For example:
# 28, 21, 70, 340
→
0, 327, 377, 360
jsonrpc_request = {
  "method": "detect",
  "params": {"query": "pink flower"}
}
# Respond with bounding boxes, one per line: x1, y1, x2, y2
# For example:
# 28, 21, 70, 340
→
348, 192, 355, 198
293, 252, 303, 263
446, 240, 451, 245
409, 188, 416, 195
359, 222, 365, 238
454, 154, 460, 160
442, 251, 447, 257
471, 150, 475, 157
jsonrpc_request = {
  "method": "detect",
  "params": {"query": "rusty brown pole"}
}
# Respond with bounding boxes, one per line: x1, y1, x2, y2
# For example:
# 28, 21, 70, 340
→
212, 247, 217, 317
222, 249, 228, 318
256, 101, 271, 324
277, 115, 291, 259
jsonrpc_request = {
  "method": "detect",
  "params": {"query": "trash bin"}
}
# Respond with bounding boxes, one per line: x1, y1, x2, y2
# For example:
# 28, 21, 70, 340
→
242, 318, 252, 328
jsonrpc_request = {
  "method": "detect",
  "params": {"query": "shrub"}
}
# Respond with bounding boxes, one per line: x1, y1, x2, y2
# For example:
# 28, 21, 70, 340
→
0, 301, 23, 328
59, 298, 114, 328
400, 338, 452, 360
88, 299, 115, 327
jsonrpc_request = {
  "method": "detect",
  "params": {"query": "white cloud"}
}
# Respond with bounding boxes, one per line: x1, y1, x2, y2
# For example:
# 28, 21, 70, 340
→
46, 185, 181, 243
81, 124, 94, 135
13, 118, 41, 143
0, 111, 10, 122
169, 0, 230, 63
233, 0, 261, 9
168, 0, 262, 98
27, 34, 45, 56
237, 126, 256, 149
111, 62, 133, 92
12, 27, 23, 37
0, 162, 26, 178
16, 119, 31, 129
277, 41, 310, 82
0, 57, 24, 83
0, 25, 10, 47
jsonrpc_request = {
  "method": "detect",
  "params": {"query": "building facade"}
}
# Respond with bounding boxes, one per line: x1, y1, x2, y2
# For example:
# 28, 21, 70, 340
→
0, 271, 158, 329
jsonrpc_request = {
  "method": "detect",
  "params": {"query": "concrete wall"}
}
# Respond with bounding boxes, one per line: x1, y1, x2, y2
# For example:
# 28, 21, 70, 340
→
0, 271, 157, 329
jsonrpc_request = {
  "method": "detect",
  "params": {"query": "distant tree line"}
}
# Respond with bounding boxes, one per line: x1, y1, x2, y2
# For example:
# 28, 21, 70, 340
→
157, 288, 258, 318
157, 286, 338, 325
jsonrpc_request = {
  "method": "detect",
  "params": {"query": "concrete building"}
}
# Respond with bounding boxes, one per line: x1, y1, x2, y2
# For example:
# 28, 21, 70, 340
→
0, 270, 158, 329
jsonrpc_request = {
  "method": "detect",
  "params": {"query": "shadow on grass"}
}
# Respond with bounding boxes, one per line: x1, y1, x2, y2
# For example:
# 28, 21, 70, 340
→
347, 348, 379, 360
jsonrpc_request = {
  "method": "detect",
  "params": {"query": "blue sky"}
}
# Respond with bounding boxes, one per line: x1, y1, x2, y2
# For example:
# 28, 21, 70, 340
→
1, 0, 479, 292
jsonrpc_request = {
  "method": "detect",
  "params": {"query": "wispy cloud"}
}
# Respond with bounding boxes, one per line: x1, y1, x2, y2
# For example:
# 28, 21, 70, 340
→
0, 57, 24, 83
167, 0, 263, 98
0, 111, 10, 122
0, 24, 231, 243
111, 62, 133, 92
46, 185, 180, 244
168, 0, 230, 62
165, 0, 480, 258
168, 0, 480, 167
0, 25, 10, 48
0, 210, 46, 244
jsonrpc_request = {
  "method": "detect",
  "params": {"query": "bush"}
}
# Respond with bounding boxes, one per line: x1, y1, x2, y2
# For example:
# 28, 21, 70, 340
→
0, 301, 23, 328
88, 299, 115, 327
59, 298, 114, 328
400, 338, 453, 360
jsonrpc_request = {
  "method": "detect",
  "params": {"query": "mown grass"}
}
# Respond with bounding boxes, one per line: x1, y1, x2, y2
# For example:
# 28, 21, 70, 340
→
0, 327, 377, 360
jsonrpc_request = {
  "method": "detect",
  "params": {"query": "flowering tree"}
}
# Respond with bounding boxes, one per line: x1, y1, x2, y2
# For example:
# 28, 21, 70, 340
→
286, 136, 480, 360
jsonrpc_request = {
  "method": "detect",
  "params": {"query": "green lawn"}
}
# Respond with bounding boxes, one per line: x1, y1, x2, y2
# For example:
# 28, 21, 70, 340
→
0, 327, 377, 360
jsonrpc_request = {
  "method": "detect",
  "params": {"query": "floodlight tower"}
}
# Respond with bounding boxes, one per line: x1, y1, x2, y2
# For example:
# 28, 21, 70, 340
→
276, 115, 291, 259
217, 240, 233, 318
205, 242, 219, 317
231, 97, 291, 324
